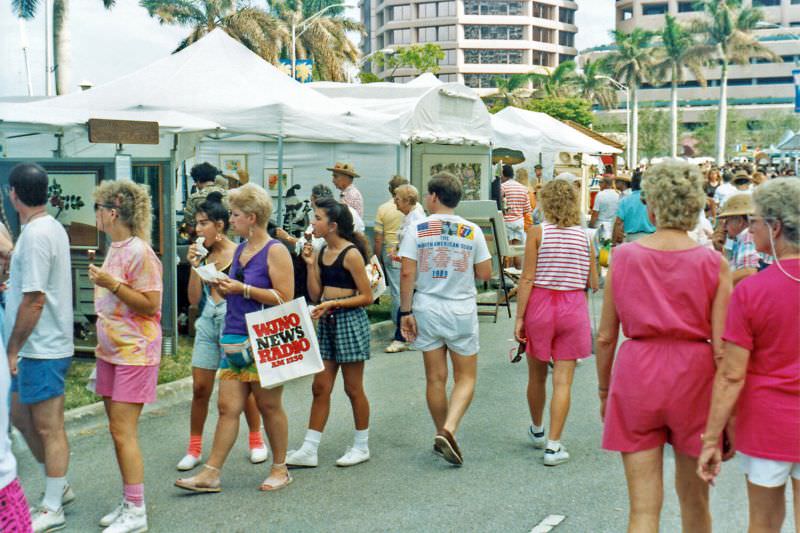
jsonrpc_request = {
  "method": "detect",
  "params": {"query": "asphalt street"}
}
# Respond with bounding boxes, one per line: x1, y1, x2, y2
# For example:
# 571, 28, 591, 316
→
14, 292, 796, 532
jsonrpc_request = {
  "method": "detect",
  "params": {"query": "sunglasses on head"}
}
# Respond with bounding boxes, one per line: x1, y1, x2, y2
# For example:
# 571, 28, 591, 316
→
94, 203, 115, 212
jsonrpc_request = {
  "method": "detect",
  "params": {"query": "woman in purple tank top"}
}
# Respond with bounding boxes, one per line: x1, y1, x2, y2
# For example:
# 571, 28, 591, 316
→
595, 161, 732, 532
176, 184, 295, 493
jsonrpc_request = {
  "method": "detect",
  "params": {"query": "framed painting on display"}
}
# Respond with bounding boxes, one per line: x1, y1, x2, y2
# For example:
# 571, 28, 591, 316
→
219, 154, 247, 177
420, 154, 484, 201
45, 170, 101, 250
264, 167, 293, 198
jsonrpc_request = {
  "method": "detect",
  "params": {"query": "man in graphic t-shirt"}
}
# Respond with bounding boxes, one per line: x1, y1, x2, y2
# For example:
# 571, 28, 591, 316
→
399, 172, 492, 466
4, 163, 74, 532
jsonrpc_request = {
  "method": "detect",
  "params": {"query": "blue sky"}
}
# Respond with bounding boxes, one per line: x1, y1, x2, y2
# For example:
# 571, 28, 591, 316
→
0, 0, 615, 97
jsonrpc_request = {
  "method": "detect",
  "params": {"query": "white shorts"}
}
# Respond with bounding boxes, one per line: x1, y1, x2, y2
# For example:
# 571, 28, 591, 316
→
505, 219, 526, 243
739, 452, 800, 488
412, 293, 479, 356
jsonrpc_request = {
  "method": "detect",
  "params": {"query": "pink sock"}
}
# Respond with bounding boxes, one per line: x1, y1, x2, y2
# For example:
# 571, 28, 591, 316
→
249, 431, 264, 450
187, 435, 202, 457
123, 484, 144, 507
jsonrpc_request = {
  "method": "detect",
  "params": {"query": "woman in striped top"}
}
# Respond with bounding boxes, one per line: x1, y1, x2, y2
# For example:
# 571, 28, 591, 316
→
514, 179, 598, 466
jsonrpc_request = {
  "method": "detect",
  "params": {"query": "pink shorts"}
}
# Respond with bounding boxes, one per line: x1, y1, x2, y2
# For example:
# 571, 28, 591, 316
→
95, 359, 159, 404
602, 339, 715, 458
524, 287, 591, 361
0, 478, 32, 533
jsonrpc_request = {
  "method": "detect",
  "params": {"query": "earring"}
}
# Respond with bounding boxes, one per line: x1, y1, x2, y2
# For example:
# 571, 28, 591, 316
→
215, 234, 222, 242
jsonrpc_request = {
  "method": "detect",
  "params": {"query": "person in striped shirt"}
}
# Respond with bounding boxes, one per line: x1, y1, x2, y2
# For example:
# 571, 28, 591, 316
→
500, 164, 532, 269
514, 179, 598, 467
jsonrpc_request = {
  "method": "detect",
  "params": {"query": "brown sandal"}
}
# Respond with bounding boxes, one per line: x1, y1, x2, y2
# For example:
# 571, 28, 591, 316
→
175, 464, 222, 493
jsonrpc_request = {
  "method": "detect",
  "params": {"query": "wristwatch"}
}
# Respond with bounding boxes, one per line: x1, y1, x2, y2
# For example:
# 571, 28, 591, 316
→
398, 310, 413, 317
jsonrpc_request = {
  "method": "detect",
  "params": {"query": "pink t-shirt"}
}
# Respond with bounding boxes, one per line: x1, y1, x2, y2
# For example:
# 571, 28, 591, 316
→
723, 259, 800, 462
95, 237, 163, 366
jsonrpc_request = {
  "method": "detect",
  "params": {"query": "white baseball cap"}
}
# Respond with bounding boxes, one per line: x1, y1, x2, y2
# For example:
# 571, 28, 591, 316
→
555, 172, 580, 183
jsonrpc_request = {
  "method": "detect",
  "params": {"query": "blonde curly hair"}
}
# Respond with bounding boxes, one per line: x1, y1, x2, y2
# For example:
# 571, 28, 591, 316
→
753, 178, 800, 248
539, 179, 580, 227
641, 159, 705, 231
94, 180, 152, 244
228, 183, 273, 227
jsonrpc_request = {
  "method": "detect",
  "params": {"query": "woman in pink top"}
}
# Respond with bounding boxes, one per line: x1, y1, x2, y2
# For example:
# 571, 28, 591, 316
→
698, 178, 800, 533
596, 160, 731, 533
515, 179, 598, 467
89, 181, 162, 532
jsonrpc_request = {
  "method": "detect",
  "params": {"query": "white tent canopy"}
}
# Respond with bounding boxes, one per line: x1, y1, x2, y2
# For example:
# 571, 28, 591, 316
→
1, 29, 401, 145
310, 77, 493, 146
491, 106, 621, 157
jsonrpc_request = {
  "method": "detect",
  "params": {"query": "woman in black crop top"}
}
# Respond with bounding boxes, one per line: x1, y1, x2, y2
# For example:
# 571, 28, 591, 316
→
287, 197, 375, 468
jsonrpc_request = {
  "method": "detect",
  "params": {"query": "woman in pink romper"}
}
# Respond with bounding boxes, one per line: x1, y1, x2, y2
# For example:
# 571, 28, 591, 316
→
596, 160, 731, 533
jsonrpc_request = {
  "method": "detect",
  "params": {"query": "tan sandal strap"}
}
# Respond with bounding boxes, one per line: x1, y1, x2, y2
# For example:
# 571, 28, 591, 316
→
203, 464, 220, 472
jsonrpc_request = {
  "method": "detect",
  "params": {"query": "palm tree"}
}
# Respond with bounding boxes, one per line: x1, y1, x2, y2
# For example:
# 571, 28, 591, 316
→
485, 74, 533, 112
270, 0, 363, 82
604, 28, 655, 168
691, 0, 780, 164
529, 61, 578, 98
13, 0, 116, 95
141, 0, 289, 63
574, 58, 617, 109
652, 15, 714, 157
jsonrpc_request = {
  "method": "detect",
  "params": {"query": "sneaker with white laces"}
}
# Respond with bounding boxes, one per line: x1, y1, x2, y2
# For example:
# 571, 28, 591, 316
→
249, 444, 269, 464
103, 502, 147, 533
31, 505, 65, 533
99, 502, 124, 527
286, 447, 318, 468
384, 340, 408, 353
176, 453, 202, 471
336, 447, 370, 467
543, 446, 570, 466
528, 426, 546, 449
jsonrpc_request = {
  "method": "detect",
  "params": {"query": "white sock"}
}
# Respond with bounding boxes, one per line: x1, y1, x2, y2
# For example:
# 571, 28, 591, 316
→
546, 440, 561, 452
353, 429, 369, 451
531, 423, 544, 435
301, 429, 322, 452
39, 462, 46, 477
43, 476, 67, 511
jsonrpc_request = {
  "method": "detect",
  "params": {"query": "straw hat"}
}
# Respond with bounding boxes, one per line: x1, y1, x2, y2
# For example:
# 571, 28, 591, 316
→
326, 162, 360, 178
614, 172, 632, 183
718, 193, 755, 218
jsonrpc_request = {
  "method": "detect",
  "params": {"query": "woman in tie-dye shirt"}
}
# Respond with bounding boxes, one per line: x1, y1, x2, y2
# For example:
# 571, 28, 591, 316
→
88, 180, 162, 532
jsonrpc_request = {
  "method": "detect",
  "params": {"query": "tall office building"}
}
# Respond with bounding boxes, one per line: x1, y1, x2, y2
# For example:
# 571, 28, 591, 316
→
585, 0, 800, 127
361, 0, 579, 93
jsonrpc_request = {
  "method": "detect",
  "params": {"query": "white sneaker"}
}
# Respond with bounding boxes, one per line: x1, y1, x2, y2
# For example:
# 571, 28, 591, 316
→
176, 454, 202, 471
384, 340, 408, 353
249, 444, 269, 464
286, 447, 318, 468
528, 426, 546, 449
31, 505, 65, 533
103, 502, 147, 533
99, 502, 124, 527
336, 447, 370, 467
543, 446, 570, 466
61, 483, 75, 506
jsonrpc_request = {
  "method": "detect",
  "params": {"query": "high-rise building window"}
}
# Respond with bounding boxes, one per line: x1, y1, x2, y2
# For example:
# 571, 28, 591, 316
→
390, 4, 411, 21
532, 2, 554, 19
677, 1, 701, 12
438, 1, 456, 16
439, 50, 457, 65
419, 26, 438, 42
464, 25, 524, 40
390, 28, 411, 44
464, 73, 511, 89
619, 6, 633, 20
642, 3, 668, 16
463, 49, 524, 64
559, 31, 575, 47
558, 7, 575, 24
531, 50, 554, 67
532, 26, 554, 43
753, 0, 780, 6
559, 54, 576, 65
438, 74, 458, 83
418, 2, 437, 18
464, 0, 523, 16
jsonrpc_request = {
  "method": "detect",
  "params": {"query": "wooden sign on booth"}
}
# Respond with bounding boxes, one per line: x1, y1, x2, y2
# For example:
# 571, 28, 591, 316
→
88, 119, 159, 145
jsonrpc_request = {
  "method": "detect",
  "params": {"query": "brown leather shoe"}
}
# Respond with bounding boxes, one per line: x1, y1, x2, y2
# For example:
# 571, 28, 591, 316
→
434, 429, 463, 466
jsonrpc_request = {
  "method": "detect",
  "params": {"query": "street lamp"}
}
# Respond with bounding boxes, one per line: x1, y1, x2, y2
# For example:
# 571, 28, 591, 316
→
291, 2, 354, 80
598, 75, 631, 169
358, 47, 395, 69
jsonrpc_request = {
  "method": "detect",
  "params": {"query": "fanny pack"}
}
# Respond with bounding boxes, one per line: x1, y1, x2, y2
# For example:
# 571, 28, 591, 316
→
220, 334, 253, 368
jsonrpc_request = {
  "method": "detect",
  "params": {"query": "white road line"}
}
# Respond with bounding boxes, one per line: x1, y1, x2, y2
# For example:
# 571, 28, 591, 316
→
530, 514, 566, 533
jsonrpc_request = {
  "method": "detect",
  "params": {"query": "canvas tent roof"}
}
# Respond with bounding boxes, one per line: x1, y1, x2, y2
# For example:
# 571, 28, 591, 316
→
491, 107, 622, 156
1, 29, 401, 144
778, 131, 800, 151
310, 76, 492, 146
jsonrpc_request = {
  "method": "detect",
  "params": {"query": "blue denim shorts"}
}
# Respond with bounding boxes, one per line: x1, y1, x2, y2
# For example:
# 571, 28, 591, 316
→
192, 299, 227, 370
11, 357, 72, 405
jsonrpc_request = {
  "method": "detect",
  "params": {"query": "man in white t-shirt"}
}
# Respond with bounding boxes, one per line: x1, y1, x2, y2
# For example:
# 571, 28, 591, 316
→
713, 172, 738, 209
399, 172, 492, 466
4, 163, 74, 532
590, 177, 620, 241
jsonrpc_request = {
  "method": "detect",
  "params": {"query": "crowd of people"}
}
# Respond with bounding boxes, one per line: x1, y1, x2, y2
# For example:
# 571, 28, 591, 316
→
0, 156, 796, 533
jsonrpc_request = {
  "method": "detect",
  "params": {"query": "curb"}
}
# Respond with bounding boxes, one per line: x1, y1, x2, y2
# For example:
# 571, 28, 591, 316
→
63, 319, 396, 438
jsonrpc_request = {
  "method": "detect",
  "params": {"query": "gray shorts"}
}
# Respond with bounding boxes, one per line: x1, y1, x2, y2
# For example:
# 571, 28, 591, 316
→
192, 299, 227, 370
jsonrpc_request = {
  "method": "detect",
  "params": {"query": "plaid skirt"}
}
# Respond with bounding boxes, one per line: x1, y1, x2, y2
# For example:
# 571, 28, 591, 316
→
318, 307, 371, 364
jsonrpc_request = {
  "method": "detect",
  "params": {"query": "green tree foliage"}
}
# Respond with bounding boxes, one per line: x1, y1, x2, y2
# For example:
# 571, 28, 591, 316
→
575, 58, 617, 109
484, 74, 534, 112
529, 61, 578, 98
694, 108, 748, 157
373, 44, 445, 77
358, 72, 382, 84
526, 97, 594, 127
750, 111, 800, 149
637, 108, 672, 159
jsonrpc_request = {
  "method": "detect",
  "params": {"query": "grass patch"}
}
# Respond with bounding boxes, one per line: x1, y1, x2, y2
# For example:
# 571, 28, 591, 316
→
366, 294, 393, 324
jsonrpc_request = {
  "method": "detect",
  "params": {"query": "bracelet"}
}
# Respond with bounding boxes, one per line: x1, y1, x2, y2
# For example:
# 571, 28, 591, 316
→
111, 281, 122, 294
398, 310, 413, 317
598, 386, 609, 392
244, 284, 251, 299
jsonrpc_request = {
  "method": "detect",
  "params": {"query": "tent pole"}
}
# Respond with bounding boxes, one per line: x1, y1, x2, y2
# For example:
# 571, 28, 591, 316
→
164, 134, 180, 356
395, 145, 401, 175
277, 136, 285, 227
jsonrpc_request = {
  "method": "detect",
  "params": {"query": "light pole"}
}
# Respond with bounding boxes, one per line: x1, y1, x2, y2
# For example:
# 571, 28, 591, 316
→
291, 2, 352, 81
599, 75, 631, 169
353, 48, 395, 82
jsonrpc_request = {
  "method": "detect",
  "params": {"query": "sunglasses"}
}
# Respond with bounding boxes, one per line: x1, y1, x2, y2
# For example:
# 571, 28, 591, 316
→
94, 203, 115, 212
